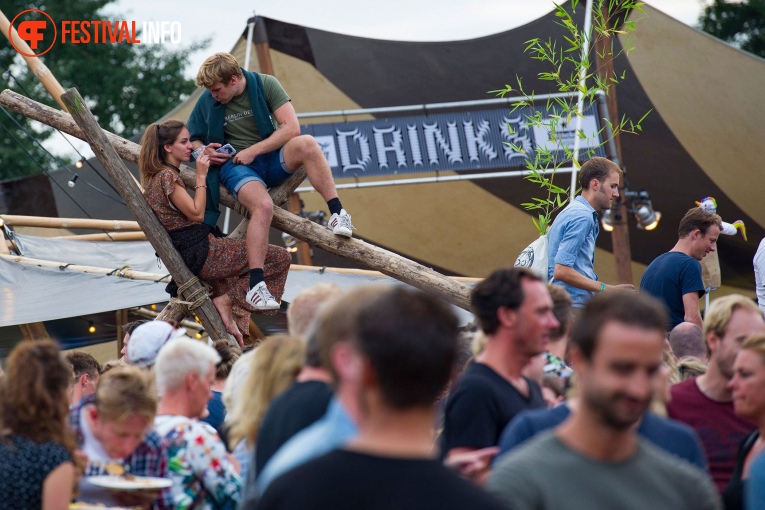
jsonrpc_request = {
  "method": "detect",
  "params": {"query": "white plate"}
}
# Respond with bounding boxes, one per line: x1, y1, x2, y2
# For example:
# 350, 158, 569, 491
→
86, 475, 173, 491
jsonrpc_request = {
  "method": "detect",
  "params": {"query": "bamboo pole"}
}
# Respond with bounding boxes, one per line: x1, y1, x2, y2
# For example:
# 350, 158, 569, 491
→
1, 214, 141, 231
0, 9, 68, 111
56, 232, 147, 242
0, 253, 170, 282
61, 88, 234, 342
1, 89, 473, 310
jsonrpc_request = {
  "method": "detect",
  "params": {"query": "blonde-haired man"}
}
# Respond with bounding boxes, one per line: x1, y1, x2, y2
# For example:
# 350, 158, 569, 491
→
188, 52, 354, 310
667, 294, 765, 492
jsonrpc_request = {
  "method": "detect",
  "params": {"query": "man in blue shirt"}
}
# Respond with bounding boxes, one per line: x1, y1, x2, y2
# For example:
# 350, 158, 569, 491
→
547, 157, 633, 309
640, 207, 721, 330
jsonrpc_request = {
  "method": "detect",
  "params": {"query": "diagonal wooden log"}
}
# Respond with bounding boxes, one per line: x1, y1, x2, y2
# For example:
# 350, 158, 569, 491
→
2, 89, 472, 310
60, 88, 233, 342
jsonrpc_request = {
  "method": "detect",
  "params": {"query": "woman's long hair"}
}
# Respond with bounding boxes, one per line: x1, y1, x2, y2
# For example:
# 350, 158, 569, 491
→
226, 335, 305, 449
138, 120, 186, 187
1, 339, 78, 459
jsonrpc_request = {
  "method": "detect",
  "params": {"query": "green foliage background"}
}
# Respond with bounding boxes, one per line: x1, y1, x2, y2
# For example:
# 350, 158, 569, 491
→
0, 0, 208, 181
699, 0, 765, 58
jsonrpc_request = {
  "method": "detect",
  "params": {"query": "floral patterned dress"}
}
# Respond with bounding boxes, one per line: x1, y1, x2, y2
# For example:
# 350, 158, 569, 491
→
154, 415, 241, 510
144, 168, 291, 339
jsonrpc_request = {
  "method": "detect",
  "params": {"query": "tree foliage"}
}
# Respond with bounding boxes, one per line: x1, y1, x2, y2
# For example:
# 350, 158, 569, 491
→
0, 0, 208, 180
699, 0, 765, 58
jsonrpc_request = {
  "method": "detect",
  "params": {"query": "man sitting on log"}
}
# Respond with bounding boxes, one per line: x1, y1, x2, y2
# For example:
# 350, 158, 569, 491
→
189, 52, 355, 307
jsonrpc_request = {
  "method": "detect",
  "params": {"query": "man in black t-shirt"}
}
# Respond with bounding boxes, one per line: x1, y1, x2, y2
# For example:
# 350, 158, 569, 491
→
441, 268, 557, 483
256, 287, 505, 510
254, 284, 341, 474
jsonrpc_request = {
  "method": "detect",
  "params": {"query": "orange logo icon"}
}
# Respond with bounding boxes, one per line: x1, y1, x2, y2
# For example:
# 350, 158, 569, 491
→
10, 9, 57, 57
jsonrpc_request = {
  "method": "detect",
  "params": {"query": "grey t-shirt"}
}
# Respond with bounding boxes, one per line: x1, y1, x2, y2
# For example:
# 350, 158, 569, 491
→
487, 430, 720, 510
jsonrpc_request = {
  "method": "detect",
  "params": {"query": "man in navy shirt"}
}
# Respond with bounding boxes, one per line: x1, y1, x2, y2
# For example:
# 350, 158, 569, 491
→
640, 207, 721, 330
547, 157, 633, 310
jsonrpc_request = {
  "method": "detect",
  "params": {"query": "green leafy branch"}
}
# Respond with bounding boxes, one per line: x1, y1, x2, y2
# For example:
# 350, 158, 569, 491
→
491, 0, 650, 235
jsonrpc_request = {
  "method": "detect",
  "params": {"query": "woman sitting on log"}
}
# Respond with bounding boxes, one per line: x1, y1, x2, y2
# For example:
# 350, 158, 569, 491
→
139, 120, 291, 345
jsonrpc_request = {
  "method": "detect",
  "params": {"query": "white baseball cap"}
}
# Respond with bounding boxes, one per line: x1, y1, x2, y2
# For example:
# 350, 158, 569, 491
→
127, 321, 187, 367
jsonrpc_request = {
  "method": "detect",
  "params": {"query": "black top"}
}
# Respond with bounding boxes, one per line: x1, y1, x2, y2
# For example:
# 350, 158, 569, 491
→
0, 434, 72, 509
440, 362, 545, 455
257, 449, 507, 510
723, 430, 759, 510
255, 380, 333, 474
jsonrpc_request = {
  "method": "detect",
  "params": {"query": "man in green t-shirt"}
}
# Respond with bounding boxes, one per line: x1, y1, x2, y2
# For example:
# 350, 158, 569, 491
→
486, 292, 720, 510
188, 52, 353, 311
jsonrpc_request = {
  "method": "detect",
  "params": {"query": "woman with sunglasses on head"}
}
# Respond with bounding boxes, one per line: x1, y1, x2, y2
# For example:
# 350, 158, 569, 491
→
139, 121, 291, 345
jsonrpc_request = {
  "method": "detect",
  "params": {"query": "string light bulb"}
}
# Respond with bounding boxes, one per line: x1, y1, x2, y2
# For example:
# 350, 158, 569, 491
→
75, 157, 86, 169
68, 175, 79, 188
88, 321, 96, 334
150, 304, 157, 311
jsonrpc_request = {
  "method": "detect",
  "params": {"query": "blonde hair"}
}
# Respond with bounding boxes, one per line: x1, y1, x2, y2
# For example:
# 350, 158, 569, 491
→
703, 295, 762, 355
226, 335, 305, 449
742, 334, 765, 364
95, 366, 157, 423
138, 120, 186, 187
196, 52, 243, 88
677, 356, 707, 380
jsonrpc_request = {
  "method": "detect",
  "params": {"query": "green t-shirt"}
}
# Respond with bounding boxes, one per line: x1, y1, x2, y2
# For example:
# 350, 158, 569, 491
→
224, 74, 291, 152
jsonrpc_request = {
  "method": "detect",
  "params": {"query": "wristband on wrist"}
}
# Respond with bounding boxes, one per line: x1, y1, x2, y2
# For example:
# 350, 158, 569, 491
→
194, 184, 207, 189
600, 282, 606, 292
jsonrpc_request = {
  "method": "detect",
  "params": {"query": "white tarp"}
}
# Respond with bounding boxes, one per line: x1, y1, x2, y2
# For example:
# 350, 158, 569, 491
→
0, 234, 473, 327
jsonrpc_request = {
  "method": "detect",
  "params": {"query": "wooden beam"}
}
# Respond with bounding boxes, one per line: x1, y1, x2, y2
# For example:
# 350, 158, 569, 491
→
595, 6, 633, 285
60, 88, 233, 342
1, 89, 473, 311
0, 253, 170, 282
55, 232, 147, 242
1, 214, 141, 231
115, 309, 128, 357
19, 322, 49, 340
287, 193, 313, 266
0, 10, 68, 111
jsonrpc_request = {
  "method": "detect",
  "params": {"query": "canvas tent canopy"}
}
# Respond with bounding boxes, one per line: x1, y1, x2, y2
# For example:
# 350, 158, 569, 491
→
42, 1, 765, 296
0, 234, 473, 328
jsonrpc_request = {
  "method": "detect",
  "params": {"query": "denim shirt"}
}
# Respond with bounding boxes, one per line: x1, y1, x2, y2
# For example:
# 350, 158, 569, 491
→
247, 398, 358, 502
547, 195, 600, 307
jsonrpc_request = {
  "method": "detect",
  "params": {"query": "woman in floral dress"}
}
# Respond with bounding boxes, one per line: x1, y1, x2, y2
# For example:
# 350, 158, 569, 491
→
139, 120, 290, 345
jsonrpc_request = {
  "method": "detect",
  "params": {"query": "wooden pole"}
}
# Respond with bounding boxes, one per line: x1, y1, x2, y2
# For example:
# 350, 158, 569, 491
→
2, 89, 473, 311
595, 5, 633, 285
0, 214, 141, 231
19, 322, 49, 340
287, 193, 313, 265
60, 88, 233, 342
115, 308, 128, 356
55, 232, 147, 242
0, 253, 170, 282
0, 9, 68, 111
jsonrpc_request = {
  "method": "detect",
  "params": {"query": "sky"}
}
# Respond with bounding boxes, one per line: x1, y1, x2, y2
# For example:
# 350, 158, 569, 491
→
42, 0, 712, 159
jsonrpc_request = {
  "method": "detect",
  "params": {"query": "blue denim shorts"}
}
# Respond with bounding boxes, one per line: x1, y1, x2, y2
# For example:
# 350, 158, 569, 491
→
219, 146, 293, 199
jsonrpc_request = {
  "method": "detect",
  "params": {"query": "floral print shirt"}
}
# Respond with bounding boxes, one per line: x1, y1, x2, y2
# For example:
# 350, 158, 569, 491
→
154, 415, 241, 510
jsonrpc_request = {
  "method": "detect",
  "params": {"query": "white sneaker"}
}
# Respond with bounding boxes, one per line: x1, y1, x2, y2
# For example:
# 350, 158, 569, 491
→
246, 282, 280, 311
329, 209, 354, 238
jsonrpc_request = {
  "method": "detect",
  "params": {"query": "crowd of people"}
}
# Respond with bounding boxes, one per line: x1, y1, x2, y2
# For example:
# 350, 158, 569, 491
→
2, 51, 765, 510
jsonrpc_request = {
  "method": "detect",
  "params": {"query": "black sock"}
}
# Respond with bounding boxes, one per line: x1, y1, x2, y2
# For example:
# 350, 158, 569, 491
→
249, 268, 265, 289
327, 197, 343, 216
